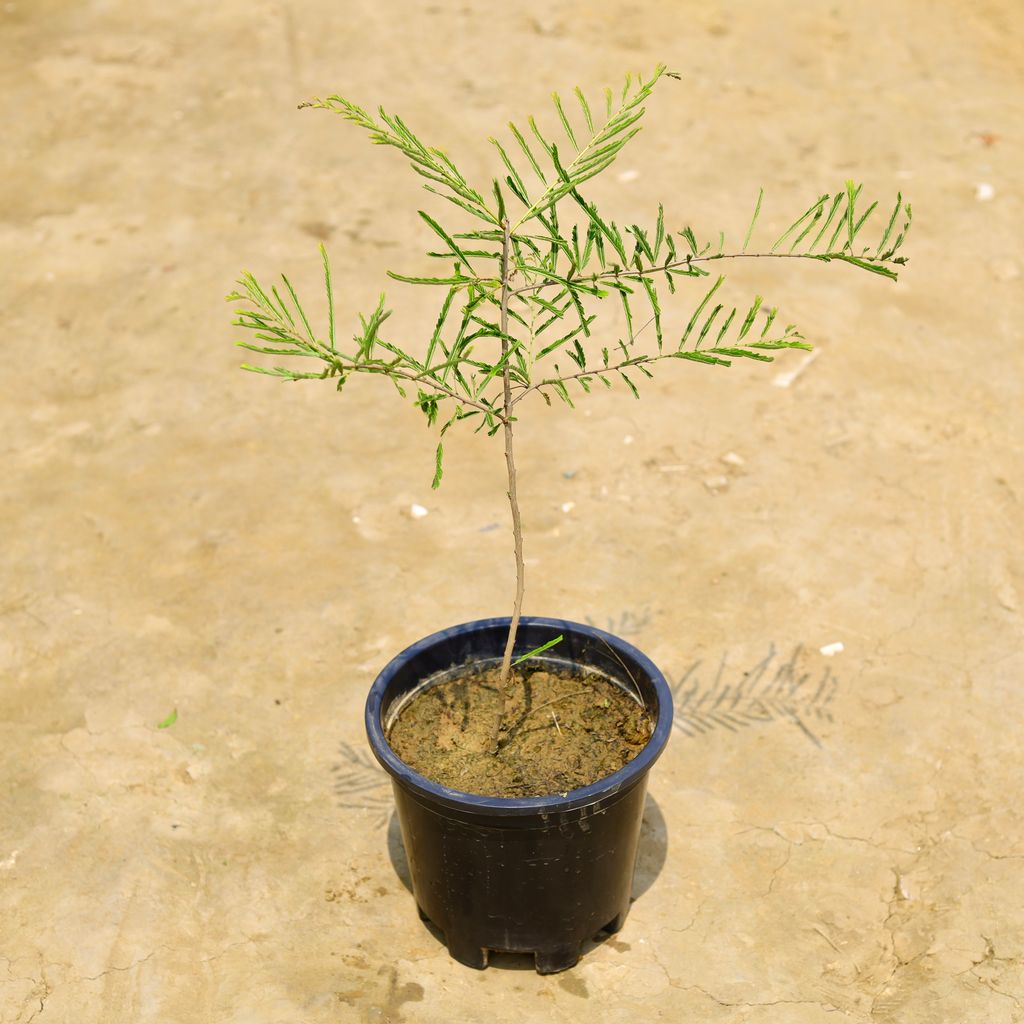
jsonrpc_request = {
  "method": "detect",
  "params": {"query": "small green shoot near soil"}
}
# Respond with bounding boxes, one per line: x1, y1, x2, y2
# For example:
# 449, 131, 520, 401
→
228, 65, 911, 741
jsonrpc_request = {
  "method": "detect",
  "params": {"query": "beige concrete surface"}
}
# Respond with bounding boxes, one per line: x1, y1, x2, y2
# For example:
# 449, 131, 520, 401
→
2, 1, 1023, 1021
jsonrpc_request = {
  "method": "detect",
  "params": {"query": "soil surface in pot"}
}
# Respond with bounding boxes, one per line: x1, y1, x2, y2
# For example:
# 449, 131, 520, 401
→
387, 665, 653, 797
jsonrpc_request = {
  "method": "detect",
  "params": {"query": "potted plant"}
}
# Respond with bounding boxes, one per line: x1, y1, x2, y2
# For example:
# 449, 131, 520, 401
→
228, 65, 910, 972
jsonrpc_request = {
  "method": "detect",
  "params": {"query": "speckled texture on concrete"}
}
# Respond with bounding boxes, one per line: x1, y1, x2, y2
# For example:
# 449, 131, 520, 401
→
2, 1, 1023, 1021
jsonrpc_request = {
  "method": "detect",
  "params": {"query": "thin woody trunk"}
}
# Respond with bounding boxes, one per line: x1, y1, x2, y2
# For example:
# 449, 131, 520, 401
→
494, 218, 525, 747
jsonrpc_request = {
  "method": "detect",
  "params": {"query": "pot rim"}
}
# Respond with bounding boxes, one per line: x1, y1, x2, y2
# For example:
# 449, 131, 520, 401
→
364, 615, 673, 817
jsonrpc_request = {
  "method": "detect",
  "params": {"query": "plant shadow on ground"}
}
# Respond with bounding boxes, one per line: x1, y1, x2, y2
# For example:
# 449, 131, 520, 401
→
384, 794, 668, 971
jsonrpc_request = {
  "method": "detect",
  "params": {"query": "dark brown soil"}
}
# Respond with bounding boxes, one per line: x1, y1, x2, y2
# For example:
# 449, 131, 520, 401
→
386, 664, 653, 798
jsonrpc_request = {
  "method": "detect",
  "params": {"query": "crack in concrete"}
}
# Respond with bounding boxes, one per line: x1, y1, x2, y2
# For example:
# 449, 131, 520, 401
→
763, 844, 792, 897
81, 947, 161, 982
952, 832, 1024, 861
196, 937, 259, 965
648, 944, 846, 1014
58, 733, 101, 784
734, 819, 916, 855
680, 981, 844, 1012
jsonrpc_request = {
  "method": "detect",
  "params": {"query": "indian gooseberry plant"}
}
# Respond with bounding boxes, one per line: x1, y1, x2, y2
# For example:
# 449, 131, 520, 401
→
228, 65, 910, 737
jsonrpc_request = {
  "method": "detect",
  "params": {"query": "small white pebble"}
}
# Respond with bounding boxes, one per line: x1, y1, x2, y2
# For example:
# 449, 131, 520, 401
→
351, 515, 361, 524
560, 501, 575, 514
703, 475, 729, 493
819, 641, 844, 656
410, 504, 429, 519
617, 169, 640, 183
721, 451, 745, 467
623, 434, 634, 445
975, 182, 995, 201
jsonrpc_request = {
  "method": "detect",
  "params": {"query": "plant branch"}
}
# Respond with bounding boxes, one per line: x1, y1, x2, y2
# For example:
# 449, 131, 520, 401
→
495, 218, 525, 748
509, 249, 902, 298
511, 354, 654, 407
361, 362, 504, 419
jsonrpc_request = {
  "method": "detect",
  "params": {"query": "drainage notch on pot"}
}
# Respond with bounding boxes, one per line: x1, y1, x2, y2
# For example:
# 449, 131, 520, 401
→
364, 616, 673, 974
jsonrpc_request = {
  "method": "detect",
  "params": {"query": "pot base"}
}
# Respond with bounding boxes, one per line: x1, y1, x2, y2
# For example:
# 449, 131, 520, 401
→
419, 904, 629, 974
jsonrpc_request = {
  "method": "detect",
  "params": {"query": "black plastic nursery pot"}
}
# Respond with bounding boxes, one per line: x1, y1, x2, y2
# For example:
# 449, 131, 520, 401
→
364, 616, 673, 974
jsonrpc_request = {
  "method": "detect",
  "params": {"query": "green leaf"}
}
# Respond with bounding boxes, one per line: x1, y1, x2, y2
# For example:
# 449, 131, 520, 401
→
281, 273, 315, 343
695, 303, 723, 349
550, 379, 574, 406
157, 708, 178, 729
536, 316, 595, 359
573, 197, 628, 262
673, 350, 731, 366
512, 634, 564, 666
708, 346, 773, 362
552, 92, 578, 149
880, 202, 912, 259
320, 244, 335, 351
528, 115, 554, 158
788, 205, 826, 253
240, 363, 324, 380
574, 86, 594, 132
654, 204, 665, 259
737, 295, 763, 341
847, 199, 878, 252
426, 286, 458, 367
715, 307, 737, 345
742, 188, 764, 251
807, 194, 844, 252
640, 277, 662, 350
875, 192, 903, 257
620, 289, 634, 341
824, 253, 899, 280
417, 210, 476, 268
432, 443, 444, 489
845, 180, 857, 250
386, 270, 475, 286
235, 342, 319, 357
620, 372, 640, 399
748, 339, 813, 351
681, 275, 724, 345
270, 285, 295, 326
827, 184, 860, 251
508, 122, 547, 182
490, 138, 528, 198
771, 193, 828, 253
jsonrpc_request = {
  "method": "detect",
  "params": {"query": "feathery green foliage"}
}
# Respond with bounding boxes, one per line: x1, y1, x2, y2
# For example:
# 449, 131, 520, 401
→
232, 68, 909, 488
230, 65, 911, 706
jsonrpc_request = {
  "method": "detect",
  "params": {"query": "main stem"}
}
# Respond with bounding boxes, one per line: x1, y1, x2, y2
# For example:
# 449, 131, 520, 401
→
494, 218, 525, 747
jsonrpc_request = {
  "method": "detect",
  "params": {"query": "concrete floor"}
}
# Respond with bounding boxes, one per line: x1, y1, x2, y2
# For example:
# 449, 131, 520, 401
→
2, 1, 1023, 1021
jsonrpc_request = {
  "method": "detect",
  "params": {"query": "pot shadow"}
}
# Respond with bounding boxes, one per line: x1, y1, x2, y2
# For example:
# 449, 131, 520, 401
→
385, 793, 668, 970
